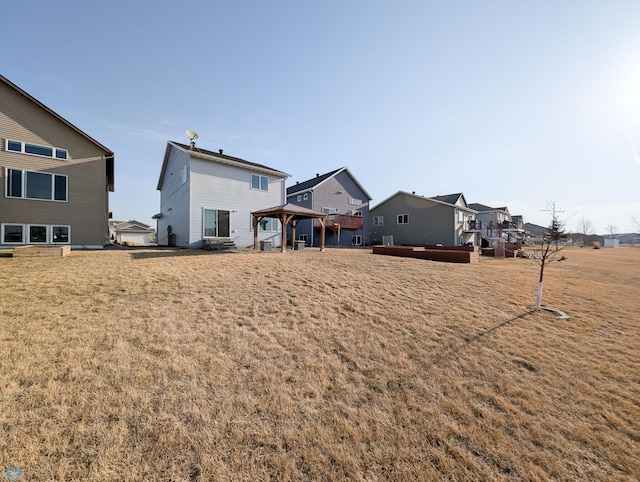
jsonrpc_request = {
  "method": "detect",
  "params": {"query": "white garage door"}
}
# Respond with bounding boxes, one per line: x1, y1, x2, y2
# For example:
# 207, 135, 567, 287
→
121, 233, 148, 245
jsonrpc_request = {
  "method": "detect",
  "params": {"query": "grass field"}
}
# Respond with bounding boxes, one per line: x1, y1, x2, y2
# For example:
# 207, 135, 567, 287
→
1, 246, 639, 481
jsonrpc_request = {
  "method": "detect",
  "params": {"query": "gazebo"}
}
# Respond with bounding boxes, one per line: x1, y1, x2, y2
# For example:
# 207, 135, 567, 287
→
251, 203, 327, 253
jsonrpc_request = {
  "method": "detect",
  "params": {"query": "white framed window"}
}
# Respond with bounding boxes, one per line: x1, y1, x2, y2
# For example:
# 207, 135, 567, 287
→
297, 194, 302, 202
1, 224, 71, 244
397, 214, 409, 224
254, 217, 278, 231
5, 168, 67, 202
1, 224, 24, 244
303, 193, 308, 200
181, 164, 188, 185
352, 235, 362, 246
373, 216, 384, 226
322, 207, 337, 214
251, 174, 268, 191
5, 139, 68, 160
457, 210, 464, 223
348, 197, 362, 205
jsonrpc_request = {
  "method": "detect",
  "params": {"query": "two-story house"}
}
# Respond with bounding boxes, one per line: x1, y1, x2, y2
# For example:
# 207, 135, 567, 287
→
286, 167, 372, 247
1, 75, 115, 248
468, 203, 525, 245
155, 141, 290, 248
370, 191, 478, 246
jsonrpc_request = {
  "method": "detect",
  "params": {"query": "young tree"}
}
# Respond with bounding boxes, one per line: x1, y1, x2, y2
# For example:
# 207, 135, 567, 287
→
533, 202, 570, 311
576, 217, 595, 247
606, 223, 618, 239
631, 214, 640, 233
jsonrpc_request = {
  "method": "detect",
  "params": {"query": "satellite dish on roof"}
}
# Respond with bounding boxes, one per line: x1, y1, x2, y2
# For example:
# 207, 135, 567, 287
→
185, 130, 199, 149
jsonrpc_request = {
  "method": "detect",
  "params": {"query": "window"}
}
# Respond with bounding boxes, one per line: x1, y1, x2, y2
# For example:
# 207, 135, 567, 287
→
203, 209, 218, 237
352, 235, 362, 246
349, 210, 363, 216
1, 224, 70, 244
6, 169, 67, 201
52, 226, 70, 243
29, 225, 48, 243
181, 164, 188, 185
203, 209, 231, 238
349, 197, 362, 205
256, 217, 278, 231
5, 139, 68, 160
397, 214, 409, 224
297, 195, 302, 202
303, 193, 308, 200
2, 224, 24, 243
322, 207, 337, 214
251, 174, 268, 191
373, 216, 384, 226
458, 210, 464, 223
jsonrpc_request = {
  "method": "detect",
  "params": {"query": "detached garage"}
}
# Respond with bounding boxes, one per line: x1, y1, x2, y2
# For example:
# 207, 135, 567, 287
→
109, 220, 155, 246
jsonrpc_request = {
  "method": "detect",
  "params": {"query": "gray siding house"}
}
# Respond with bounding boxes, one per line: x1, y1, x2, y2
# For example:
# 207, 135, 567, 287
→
286, 167, 372, 246
370, 191, 478, 246
156, 141, 289, 248
468, 203, 525, 244
0, 75, 115, 248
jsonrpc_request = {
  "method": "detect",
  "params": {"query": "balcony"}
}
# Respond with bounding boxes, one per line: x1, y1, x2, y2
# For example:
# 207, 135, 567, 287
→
464, 220, 484, 232
314, 214, 363, 231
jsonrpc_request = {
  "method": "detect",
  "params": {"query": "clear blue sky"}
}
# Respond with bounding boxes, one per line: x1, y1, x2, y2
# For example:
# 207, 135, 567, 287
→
3, 1, 640, 234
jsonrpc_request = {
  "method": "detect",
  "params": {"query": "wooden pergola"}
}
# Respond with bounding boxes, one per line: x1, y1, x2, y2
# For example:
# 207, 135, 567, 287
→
251, 203, 327, 253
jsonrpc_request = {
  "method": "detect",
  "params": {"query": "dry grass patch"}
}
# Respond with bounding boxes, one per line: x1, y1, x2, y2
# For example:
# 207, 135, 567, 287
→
1, 246, 639, 481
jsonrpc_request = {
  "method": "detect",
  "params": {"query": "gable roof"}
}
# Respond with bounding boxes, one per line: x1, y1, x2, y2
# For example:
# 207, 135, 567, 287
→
430, 193, 468, 207
157, 141, 290, 190
287, 166, 372, 200
371, 191, 478, 213
0, 74, 115, 191
468, 203, 510, 214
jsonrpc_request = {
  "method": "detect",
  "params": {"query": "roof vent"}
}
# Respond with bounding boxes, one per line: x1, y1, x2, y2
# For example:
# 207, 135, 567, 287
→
316, 173, 319, 177
219, 149, 223, 154
412, 191, 416, 195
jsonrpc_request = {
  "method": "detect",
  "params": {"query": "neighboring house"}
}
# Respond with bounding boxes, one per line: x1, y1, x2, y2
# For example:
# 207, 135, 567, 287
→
370, 191, 478, 246
286, 167, 372, 246
1, 75, 115, 248
155, 141, 289, 248
109, 220, 155, 245
468, 203, 525, 244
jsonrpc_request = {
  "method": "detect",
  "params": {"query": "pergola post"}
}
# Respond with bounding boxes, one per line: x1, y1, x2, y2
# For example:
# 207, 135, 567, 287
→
291, 220, 297, 250
253, 215, 259, 251
320, 219, 326, 252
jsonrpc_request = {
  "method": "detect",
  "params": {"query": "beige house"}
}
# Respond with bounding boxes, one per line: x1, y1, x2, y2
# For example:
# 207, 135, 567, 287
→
0, 75, 114, 248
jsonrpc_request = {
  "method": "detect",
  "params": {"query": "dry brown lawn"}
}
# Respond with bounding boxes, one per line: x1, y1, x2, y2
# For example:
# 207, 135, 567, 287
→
1, 246, 639, 481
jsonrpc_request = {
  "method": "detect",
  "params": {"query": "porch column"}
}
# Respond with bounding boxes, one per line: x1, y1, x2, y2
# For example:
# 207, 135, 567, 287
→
253, 215, 259, 250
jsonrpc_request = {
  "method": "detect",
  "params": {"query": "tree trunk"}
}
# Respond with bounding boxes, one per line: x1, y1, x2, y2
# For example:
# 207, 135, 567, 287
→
535, 281, 543, 310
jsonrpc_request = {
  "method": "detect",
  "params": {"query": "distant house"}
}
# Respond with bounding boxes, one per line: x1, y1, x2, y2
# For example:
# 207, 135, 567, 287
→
468, 203, 525, 244
109, 220, 155, 245
1, 75, 115, 248
370, 191, 479, 246
286, 167, 372, 246
155, 141, 289, 248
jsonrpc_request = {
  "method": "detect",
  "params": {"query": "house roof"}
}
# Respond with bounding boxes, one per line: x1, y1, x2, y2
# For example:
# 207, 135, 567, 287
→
287, 167, 373, 200
110, 220, 153, 232
371, 191, 478, 213
430, 192, 467, 205
469, 203, 510, 214
157, 141, 290, 190
0, 74, 115, 191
